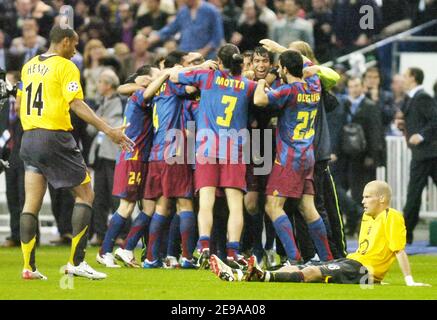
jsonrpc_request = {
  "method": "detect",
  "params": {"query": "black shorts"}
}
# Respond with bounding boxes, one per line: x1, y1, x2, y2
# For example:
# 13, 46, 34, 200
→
20, 129, 87, 189
318, 258, 368, 284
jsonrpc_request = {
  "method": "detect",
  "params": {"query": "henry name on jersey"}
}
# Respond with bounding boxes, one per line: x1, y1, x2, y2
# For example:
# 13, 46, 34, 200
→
25, 63, 50, 76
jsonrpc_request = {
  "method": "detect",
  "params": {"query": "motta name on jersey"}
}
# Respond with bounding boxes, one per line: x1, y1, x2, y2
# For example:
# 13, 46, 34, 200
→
215, 76, 246, 90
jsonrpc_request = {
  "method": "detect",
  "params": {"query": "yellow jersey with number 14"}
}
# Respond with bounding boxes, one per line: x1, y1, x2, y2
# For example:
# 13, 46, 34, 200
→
17, 54, 84, 131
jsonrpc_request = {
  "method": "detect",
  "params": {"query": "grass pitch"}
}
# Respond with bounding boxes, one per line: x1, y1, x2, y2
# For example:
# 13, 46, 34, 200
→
1, 246, 436, 300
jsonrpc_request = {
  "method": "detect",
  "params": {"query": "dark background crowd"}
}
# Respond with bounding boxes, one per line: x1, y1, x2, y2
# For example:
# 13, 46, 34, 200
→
1, 0, 437, 247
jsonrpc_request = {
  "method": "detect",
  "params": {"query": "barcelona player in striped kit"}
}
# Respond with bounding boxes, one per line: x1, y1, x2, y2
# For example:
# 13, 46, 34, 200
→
254, 49, 333, 264
170, 44, 257, 269
96, 65, 162, 268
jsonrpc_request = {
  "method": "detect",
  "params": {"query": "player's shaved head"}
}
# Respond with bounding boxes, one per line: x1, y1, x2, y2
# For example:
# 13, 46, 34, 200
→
365, 180, 392, 204
49, 25, 77, 44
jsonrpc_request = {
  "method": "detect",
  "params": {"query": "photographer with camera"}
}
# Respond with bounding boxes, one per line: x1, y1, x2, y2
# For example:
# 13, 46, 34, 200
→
1, 68, 24, 247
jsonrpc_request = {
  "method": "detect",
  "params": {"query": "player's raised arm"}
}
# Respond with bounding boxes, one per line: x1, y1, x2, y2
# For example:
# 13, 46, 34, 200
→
395, 249, 431, 287
303, 65, 340, 90
253, 79, 269, 107
142, 69, 172, 101
70, 99, 134, 152
168, 60, 218, 83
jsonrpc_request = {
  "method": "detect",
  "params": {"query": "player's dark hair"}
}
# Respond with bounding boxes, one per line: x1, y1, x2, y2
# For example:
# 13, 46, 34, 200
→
408, 67, 424, 85
217, 44, 243, 75
124, 64, 153, 84
279, 50, 303, 78
252, 46, 274, 64
49, 25, 76, 44
164, 50, 188, 68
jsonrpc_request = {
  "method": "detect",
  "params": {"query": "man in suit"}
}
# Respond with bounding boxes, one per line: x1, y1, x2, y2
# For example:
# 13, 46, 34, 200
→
400, 67, 437, 244
330, 77, 385, 236
0, 29, 21, 72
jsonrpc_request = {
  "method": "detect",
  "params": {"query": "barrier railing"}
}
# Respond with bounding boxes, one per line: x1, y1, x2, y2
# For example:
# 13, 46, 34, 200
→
377, 136, 437, 217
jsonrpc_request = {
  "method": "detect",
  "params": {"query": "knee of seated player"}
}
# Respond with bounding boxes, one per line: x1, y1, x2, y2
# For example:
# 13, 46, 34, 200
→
302, 266, 323, 282
277, 265, 301, 273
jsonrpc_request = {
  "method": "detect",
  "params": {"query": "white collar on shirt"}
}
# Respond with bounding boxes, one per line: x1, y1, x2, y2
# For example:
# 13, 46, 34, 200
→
407, 85, 424, 98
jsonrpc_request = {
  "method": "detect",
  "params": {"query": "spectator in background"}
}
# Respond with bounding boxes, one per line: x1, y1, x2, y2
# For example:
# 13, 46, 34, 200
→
273, 0, 286, 20
10, 18, 47, 60
114, 2, 136, 50
412, 0, 437, 26
3, 0, 33, 39
30, 0, 55, 39
121, 33, 156, 78
331, 63, 348, 98
78, 16, 111, 48
222, 0, 242, 41
270, 0, 314, 49
1, 71, 24, 248
254, 0, 278, 31
307, 0, 334, 63
0, 29, 21, 72
87, 69, 124, 246
83, 39, 107, 108
400, 67, 437, 244
376, 0, 411, 37
146, 0, 224, 59
363, 66, 395, 136
330, 77, 384, 236
210, 0, 242, 42
389, 73, 406, 136
332, 0, 381, 54
136, 0, 177, 16
231, 0, 268, 52
135, 0, 170, 37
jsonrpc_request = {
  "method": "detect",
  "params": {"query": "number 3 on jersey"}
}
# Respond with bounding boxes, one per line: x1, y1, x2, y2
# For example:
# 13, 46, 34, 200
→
25, 83, 44, 116
293, 109, 317, 140
217, 95, 237, 127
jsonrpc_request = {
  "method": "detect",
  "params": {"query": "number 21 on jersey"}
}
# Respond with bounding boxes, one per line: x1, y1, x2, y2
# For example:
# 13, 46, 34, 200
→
217, 95, 237, 127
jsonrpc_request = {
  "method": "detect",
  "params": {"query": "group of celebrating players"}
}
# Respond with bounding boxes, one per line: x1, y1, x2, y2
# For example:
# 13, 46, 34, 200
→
95, 37, 340, 275
17, 24, 342, 280
16, 25, 430, 287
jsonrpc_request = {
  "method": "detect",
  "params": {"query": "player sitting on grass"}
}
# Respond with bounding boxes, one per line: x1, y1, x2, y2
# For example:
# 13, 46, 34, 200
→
211, 180, 431, 286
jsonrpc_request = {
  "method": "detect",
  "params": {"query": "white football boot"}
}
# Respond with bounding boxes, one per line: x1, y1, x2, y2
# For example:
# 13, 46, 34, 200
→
65, 261, 107, 280
114, 247, 140, 268
22, 269, 47, 280
96, 252, 121, 268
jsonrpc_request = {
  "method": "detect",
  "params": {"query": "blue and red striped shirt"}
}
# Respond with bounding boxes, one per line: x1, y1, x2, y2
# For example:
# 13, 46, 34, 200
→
266, 72, 321, 171
178, 69, 257, 161
120, 89, 153, 162
149, 79, 188, 161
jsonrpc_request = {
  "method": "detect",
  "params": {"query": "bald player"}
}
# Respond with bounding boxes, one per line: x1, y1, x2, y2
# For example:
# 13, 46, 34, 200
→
212, 180, 431, 286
